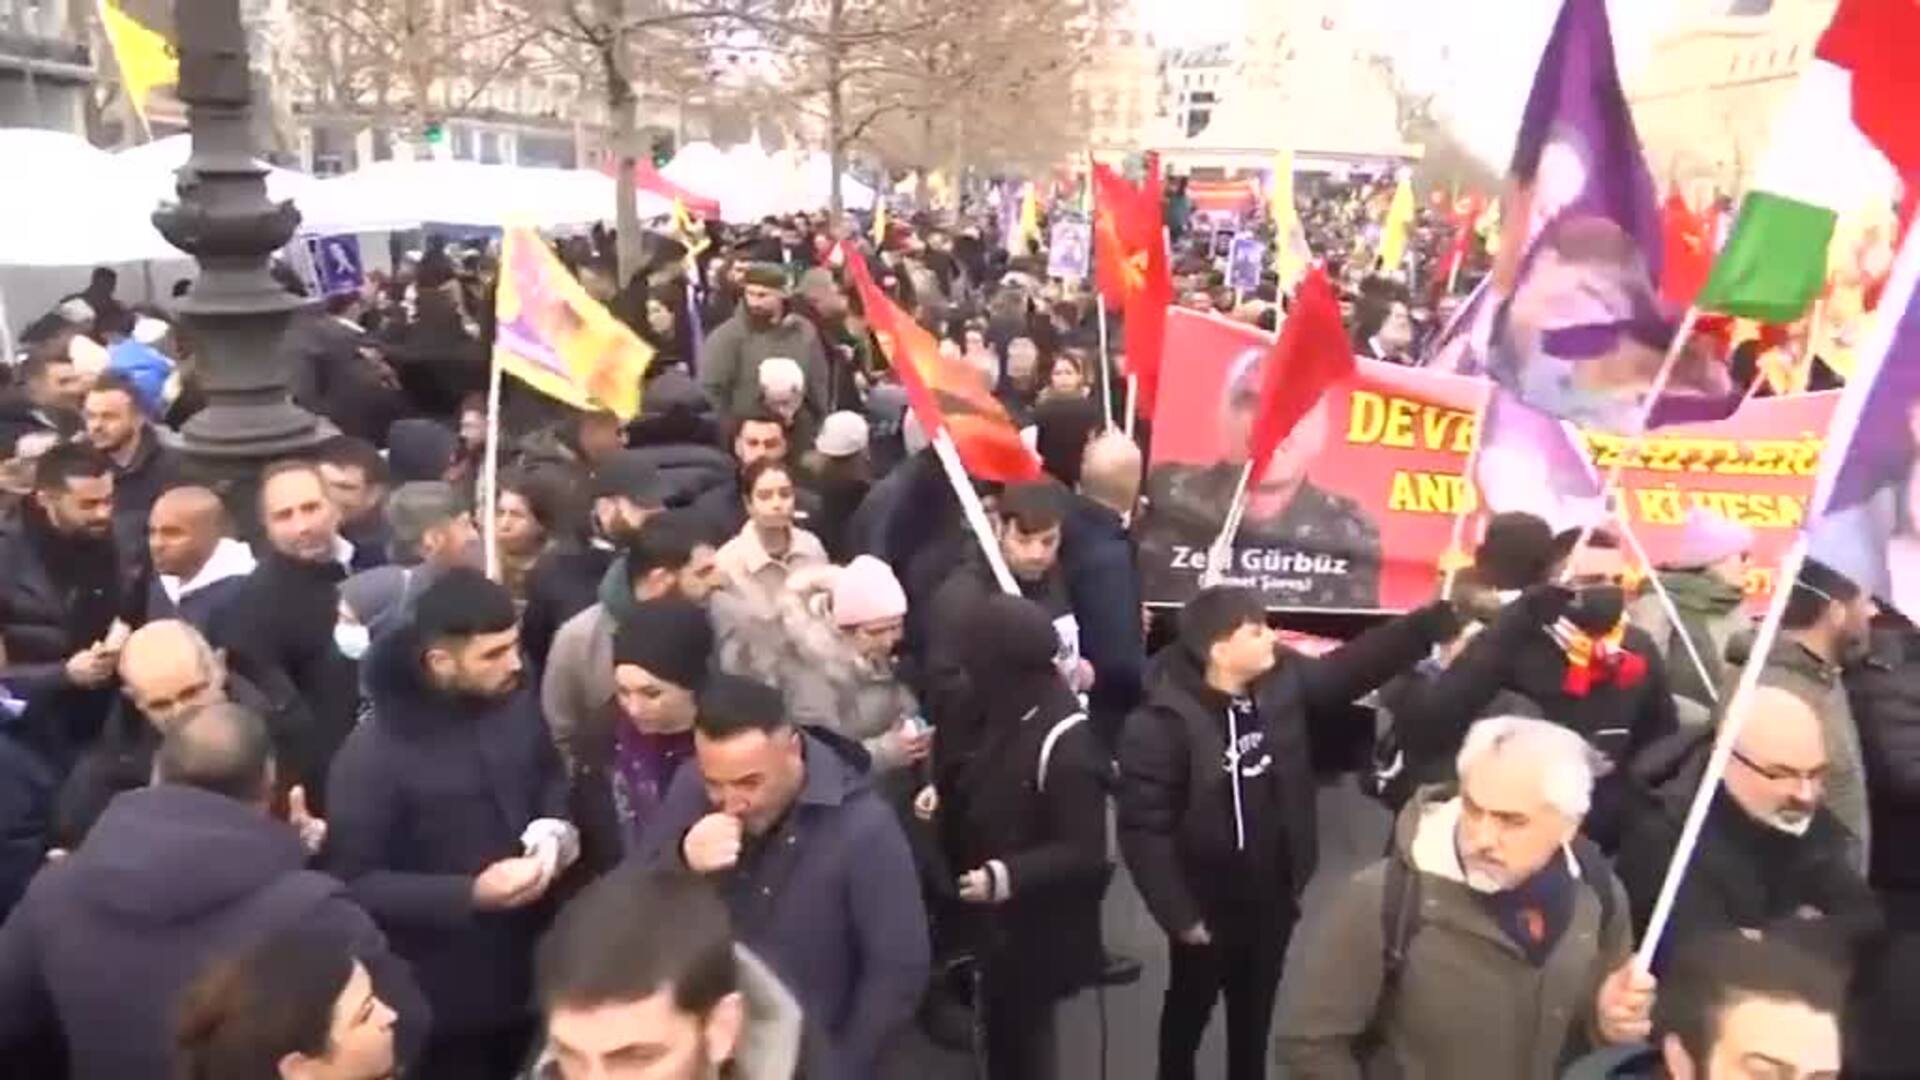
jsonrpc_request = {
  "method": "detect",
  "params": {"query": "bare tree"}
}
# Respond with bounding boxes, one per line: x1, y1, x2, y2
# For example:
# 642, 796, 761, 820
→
280, 0, 546, 156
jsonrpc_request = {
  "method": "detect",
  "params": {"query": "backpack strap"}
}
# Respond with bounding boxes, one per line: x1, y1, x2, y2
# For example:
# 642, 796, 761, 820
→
1036, 712, 1087, 793
1378, 854, 1422, 993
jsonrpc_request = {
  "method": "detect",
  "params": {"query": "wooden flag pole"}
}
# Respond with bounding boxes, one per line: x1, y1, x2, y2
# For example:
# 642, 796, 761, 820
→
1616, 513, 1719, 705
1561, 305, 1700, 577
479, 354, 505, 581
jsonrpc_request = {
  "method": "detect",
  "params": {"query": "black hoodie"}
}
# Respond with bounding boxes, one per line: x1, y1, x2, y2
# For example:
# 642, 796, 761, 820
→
1117, 602, 1458, 941
0, 785, 425, 1079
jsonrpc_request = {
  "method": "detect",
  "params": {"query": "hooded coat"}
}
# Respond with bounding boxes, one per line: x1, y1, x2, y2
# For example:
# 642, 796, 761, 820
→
0, 785, 426, 1080
638, 730, 931, 1079
324, 617, 570, 1034
1117, 602, 1458, 942
1275, 786, 1632, 1080
145, 535, 257, 630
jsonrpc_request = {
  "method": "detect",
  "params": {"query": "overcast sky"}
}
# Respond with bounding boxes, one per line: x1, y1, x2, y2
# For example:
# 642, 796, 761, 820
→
1139, 0, 1685, 167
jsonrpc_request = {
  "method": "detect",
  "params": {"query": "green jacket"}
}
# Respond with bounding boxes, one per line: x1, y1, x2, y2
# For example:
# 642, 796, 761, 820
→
1275, 787, 1634, 1080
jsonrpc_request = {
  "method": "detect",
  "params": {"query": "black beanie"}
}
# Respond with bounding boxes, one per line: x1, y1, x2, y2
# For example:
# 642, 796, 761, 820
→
612, 596, 714, 692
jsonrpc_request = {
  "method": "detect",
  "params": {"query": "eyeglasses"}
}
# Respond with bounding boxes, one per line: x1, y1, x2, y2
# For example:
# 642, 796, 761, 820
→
1731, 748, 1828, 787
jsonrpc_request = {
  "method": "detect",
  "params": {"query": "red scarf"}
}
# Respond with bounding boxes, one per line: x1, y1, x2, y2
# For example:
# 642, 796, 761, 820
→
1550, 619, 1648, 697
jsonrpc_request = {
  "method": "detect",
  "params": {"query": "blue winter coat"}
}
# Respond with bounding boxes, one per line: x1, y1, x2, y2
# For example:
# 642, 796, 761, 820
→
325, 618, 569, 1033
639, 730, 930, 1079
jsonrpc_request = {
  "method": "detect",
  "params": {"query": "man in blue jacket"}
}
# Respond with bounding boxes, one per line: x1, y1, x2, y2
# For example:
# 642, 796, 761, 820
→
326, 567, 576, 1079
0, 702, 424, 1080
641, 674, 930, 1079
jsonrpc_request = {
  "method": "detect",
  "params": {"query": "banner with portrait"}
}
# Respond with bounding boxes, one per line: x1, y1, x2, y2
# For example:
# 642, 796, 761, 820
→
1141, 309, 1838, 612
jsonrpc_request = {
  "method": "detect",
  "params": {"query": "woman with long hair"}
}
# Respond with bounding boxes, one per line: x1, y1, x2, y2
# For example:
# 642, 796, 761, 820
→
712, 458, 829, 618
175, 927, 398, 1080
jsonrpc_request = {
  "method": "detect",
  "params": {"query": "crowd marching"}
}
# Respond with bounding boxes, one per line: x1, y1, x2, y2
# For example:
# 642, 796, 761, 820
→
6, 0, 1920, 1071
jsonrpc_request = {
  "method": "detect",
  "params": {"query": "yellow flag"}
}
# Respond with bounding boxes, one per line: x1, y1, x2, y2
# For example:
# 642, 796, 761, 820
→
1376, 174, 1416, 272
1270, 149, 1311, 289
1019, 184, 1042, 244
494, 227, 655, 420
97, 0, 176, 121
871, 201, 889, 246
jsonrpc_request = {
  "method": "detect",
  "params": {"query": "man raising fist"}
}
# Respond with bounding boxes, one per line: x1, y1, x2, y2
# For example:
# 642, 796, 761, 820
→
642, 674, 928, 1079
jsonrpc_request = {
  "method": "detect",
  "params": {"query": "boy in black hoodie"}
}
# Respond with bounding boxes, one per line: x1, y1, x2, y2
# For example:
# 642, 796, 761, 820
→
1117, 584, 1459, 1080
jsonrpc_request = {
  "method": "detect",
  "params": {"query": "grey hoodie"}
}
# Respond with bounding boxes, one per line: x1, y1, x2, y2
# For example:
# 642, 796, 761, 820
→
522, 945, 804, 1080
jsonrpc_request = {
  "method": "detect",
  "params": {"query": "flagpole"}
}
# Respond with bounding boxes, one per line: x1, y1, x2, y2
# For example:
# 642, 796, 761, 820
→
1636, 222, 1920, 971
1096, 301, 1115, 430
1561, 305, 1700, 575
1615, 513, 1719, 705
479, 352, 504, 581
1440, 391, 1493, 597
930, 428, 1020, 596
1200, 461, 1257, 589
1124, 373, 1139, 440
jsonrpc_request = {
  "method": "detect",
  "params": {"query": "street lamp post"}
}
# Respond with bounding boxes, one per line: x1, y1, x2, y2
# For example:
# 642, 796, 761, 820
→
154, 0, 322, 491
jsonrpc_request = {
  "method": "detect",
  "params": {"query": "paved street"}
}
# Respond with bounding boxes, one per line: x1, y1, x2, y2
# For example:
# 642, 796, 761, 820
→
897, 780, 1396, 1079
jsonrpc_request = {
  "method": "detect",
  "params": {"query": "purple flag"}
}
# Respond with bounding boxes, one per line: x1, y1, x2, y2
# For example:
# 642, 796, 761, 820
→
1806, 244, 1920, 616
1485, 0, 1735, 433
1474, 386, 1605, 533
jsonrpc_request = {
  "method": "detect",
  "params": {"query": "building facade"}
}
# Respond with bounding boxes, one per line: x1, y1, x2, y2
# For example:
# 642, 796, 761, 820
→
0, 0, 92, 133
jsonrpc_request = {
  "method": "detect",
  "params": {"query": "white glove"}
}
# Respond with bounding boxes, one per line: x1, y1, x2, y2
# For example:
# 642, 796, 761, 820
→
520, 818, 580, 882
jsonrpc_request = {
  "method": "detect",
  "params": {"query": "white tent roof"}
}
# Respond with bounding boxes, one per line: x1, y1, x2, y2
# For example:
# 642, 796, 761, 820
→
113, 134, 318, 208
302, 160, 665, 232
661, 140, 875, 220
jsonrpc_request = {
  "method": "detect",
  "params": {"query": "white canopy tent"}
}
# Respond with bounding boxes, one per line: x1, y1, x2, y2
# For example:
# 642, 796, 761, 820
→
113, 134, 319, 209
661, 140, 875, 220
303, 160, 670, 233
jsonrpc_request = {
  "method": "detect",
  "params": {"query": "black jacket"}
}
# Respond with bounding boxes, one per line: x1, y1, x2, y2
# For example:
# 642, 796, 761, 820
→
0, 393, 74, 455
1852, 627, 1920, 894
1613, 726, 1881, 973
279, 312, 407, 446
1063, 495, 1144, 744
948, 677, 1110, 1000
521, 542, 616, 672
0, 785, 425, 1080
1389, 596, 1679, 849
104, 426, 179, 560
324, 617, 570, 1033
1117, 602, 1458, 941
209, 550, 357, 808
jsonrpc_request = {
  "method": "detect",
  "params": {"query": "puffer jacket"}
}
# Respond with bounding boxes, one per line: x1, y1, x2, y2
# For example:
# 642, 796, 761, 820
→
718, 565, 921, 771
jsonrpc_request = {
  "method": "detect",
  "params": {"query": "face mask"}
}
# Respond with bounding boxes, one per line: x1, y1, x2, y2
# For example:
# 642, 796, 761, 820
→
333, 621, 371, 661
1566, 585, 1626, 635
1760, 809, 1815, 838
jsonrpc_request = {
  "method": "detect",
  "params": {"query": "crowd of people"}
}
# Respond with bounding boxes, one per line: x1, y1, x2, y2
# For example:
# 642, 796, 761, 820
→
0, 191, 1899, 1080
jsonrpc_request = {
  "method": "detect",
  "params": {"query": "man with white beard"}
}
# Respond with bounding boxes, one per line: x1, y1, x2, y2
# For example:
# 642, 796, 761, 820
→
1277, 716, 1651, 1080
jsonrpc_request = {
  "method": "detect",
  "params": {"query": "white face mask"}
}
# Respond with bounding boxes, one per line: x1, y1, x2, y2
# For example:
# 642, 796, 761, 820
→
1761, 809, 1816, 837
333, 621, 371, 661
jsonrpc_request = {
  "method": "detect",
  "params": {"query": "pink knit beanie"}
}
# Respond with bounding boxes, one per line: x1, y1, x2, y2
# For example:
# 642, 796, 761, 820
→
832, 555, 908, 628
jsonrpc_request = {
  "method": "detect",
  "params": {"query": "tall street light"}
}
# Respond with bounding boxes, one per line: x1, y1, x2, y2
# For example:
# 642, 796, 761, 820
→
154, 0, 322, 493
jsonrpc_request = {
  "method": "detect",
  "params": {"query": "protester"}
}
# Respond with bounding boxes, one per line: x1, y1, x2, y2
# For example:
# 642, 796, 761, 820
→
792, 265, 867, 411
698, 264, 830, 425
54, 618, 314, 850
521, 449, 668, 669
1276, 716, 1646, 1079
1066, 430, 1147, 750
714, 458, 829, 617
146, 485, 256, 630
82, 372, 178, 555
1389, 513, 1678, 849
1850, 613, 1920, 902
529, 863, 804, 1080
756, 354, 821, 454
1738, 560, 1875, 867
280, 294, 407, 446
1040, 352, 1089, 402
570, 598, 711, 874
1625, 508, 1753, 728
213, 461, 360, 807
315, 436, 394, 571
942, 593, 1110, 1078
687, 409, 816, 539
543, 512, 720, 765
1118, 583, 1461, 1080
326, 568, 575, 1079
1615, 684, 1880, 972
805, 409, 872, 562
174, 925, 401, 1080
640, 673, 930, 1078
997, 336, 1043, 426
0, 350, 85, 449
494, 467, 567, 612
721, 555, 926, 773
0, 703, 423, 1080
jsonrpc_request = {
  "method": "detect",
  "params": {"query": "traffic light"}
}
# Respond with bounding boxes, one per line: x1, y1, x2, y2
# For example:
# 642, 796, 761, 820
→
423, 122, 445, 146
650, 133, 674, 167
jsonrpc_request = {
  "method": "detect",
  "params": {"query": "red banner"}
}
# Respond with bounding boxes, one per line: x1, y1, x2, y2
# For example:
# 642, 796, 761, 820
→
1141, 309, 1837, 612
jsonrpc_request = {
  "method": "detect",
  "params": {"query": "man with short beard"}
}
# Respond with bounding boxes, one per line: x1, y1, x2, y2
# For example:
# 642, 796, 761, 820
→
327, 568, 576, 1080
698, 263, 830, 425
1614, 684, 1880, 974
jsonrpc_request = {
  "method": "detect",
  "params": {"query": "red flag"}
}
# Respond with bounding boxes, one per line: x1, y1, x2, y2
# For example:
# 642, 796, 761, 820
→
1091, 163, 1173, 421
842, 247, 1040, 483
1429, 192, 1484, 294
1818, 0, 1920, 180
1248, 267, 1355, 481
1660, 184, 1714, 307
